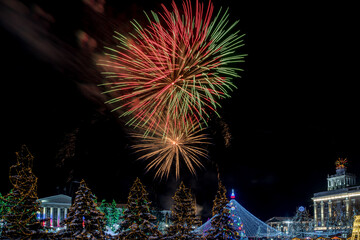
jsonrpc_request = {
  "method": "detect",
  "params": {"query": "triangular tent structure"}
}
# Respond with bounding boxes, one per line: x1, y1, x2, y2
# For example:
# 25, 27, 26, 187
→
197, 199, 283, 238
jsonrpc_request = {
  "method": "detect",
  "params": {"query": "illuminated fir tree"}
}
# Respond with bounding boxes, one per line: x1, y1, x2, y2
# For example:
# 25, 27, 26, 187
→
98, 199, 108, 219
165, 182, 202, 240
57, 179, 106, 239
0, 192, 9, 234
0, 191, 14, 236
0, 192, 5, 217
1, 145, 46, 239
289, 206, 313, 237
0, 193, 3, 235
205, 179, 244, 239
205, 203, 242, 240
212, 179, 228, 217
108, 199, 122, 232
117, 177, 161, 239
99, 199, 122, 232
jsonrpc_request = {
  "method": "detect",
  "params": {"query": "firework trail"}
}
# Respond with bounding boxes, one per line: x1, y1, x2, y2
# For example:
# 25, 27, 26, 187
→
99, 0, 245, 135
131, 117, 210, 179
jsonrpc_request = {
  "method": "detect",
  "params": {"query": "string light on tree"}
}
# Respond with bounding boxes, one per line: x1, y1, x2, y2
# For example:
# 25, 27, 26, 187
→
1, 145, 45, 239
166, 182, 202, 239
212, 179, 228, 217
117, 178, 161, 239
57, 179, 106, 239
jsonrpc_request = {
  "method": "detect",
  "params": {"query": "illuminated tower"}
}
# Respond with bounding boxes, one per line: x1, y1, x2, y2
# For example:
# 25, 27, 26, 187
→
327, 158, 356, 190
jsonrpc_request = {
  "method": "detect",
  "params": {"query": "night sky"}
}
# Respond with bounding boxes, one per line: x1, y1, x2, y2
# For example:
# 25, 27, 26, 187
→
0, 0, 358, 223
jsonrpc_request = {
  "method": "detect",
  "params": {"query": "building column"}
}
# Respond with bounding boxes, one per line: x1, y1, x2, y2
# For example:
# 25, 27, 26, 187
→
321, 201, 325, 227
328, 200, 332, 218
58, 208, 61, 227
50, 207, 53, 227
63, 208, 68, 229
314, 201, 317, 226
345, 198, 350, 217
42, 207, 46, 226
42, 207, 46, 219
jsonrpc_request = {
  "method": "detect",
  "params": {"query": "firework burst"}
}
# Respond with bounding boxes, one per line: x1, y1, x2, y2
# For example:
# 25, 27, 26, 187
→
132, 118, 210, 179
99, 0, 245, 135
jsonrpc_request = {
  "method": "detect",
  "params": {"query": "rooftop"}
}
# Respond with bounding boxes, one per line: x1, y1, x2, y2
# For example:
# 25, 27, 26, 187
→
313, 185, 360, 201
38, 194, 71, 204
265, 216, 292, 223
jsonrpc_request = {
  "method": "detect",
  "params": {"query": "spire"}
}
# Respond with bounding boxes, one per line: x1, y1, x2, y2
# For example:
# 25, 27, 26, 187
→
230, 189, 235, 199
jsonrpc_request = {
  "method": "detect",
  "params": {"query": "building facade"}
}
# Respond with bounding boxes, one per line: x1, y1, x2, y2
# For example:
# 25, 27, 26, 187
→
265, 217, 292, 234
37, 194, 72, 229
312, 160, 360, 231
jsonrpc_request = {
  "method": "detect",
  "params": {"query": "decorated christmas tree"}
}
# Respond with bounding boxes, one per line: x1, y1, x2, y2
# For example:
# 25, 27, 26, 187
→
58, 179, 106, 239
0, 190, 15, 237
0, 191, 11, 235
0, 192, 5, 218
107, 199, 122, 232
165, 182, 202, 240
98, 199, 109, 218
205, 202, 242, 240
289, 206, 313, 237
117, 177, 161, 239
99, 199, 122, 233
212, 179, 228, 217
1, 145, 46, 239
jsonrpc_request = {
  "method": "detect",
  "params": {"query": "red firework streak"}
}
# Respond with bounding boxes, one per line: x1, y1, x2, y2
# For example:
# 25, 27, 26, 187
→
100, 0, 245, 136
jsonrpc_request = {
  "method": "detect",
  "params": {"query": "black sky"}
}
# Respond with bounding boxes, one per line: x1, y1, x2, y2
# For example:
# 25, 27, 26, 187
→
0, 0, 359, 222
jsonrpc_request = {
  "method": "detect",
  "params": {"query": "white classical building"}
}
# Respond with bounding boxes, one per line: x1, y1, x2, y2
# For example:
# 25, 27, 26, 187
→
37, 194, 72, 229
265, 217, 293, 234
312, 165, 360, 231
